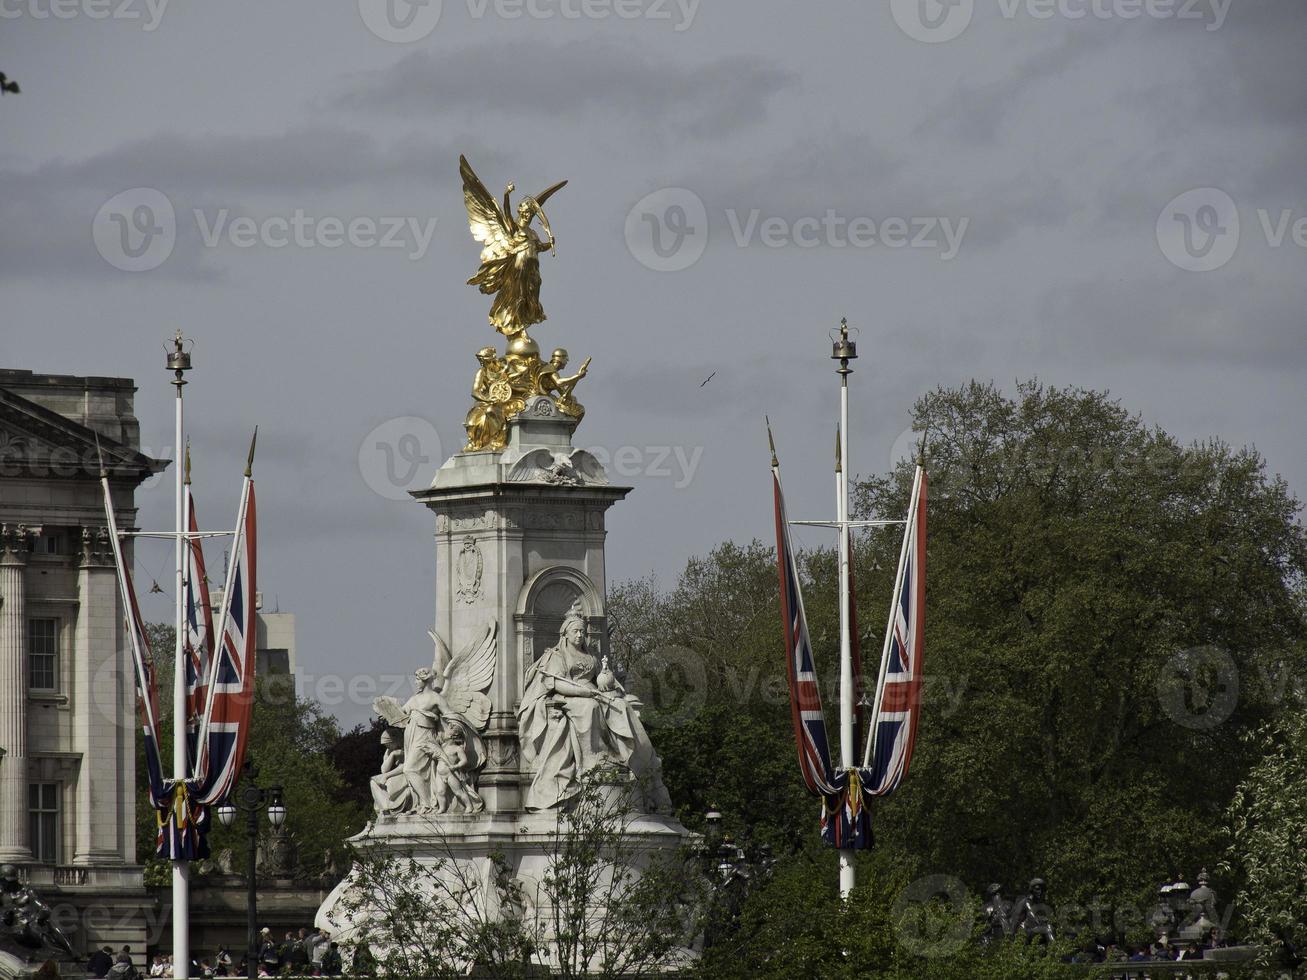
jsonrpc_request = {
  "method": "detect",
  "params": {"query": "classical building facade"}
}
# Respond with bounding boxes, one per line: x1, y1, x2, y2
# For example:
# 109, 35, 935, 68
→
0, 369, 165, 956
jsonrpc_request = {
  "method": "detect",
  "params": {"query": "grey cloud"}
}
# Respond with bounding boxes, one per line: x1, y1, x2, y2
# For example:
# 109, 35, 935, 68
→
332, 40, 795, 138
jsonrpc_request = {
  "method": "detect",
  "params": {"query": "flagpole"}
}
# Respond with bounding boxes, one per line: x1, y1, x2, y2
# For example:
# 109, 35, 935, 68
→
167, 332, 192, 980
832, 319, 857, 899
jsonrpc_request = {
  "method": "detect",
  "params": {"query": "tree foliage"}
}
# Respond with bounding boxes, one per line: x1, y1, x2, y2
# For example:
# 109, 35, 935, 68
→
1221, 686, 1307, 968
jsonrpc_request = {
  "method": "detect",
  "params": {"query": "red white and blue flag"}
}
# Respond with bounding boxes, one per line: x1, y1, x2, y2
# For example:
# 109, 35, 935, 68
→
183, 485, 215, 770
192, 478, 257, 806
863, 465, 927, 797
771, 444, 926, 850
773, 464, 839, 798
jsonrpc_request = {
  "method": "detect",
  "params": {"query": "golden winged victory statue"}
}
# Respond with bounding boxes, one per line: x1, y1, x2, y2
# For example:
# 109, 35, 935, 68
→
459, 155, 591, 452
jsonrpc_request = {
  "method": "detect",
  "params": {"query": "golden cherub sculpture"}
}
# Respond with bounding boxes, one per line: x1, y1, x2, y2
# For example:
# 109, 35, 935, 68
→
459, 156, 591, 452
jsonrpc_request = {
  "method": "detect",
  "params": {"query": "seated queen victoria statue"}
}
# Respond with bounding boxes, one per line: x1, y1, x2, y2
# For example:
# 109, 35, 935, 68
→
517, 601, 671, 812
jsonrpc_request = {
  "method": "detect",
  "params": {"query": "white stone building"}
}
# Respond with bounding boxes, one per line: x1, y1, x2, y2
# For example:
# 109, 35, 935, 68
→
0, 369, 165, 956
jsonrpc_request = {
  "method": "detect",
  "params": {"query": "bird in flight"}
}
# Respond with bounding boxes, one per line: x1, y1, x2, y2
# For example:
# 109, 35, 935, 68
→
699, 371, 716, 387
0, 73, 20, 96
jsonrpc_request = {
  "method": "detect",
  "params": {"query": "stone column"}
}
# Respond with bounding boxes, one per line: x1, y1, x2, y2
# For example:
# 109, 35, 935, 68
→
74, 527, 123, 865
0, 525, 33, 863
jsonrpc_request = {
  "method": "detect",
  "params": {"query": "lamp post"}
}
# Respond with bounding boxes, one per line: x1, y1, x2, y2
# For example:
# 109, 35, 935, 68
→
215, 759, 286, 980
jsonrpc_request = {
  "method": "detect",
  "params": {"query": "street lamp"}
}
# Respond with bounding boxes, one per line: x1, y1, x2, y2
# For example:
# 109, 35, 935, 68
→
215, 759, 285, 980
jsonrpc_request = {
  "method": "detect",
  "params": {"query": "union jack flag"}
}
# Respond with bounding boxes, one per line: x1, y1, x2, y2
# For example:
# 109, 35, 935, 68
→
773, 464, 838, 797
191, 479, 257, 807
183, 485, 215, 768
864, 465, 927, 797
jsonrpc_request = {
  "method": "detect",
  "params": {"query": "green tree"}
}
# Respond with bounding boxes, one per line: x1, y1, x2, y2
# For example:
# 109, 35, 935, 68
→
857, 381, 1307, 911
1222, 682, 1307, 968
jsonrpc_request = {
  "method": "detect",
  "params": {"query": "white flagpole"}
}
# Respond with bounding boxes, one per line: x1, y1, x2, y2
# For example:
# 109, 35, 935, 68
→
832, 320, 856, 899
167, 333, 191, 980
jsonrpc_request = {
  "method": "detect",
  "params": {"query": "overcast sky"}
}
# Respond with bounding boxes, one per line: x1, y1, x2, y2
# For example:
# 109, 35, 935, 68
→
2, 0, 1303, 727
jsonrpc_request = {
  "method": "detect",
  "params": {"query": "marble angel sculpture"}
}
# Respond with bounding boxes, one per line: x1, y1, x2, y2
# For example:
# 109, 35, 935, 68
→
372, 622, 498, 815
516, 601, 671, 812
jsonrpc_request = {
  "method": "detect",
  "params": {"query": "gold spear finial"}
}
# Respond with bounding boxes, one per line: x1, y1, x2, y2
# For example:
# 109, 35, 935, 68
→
244, 427, 258, 478
835, 424, 842, 474
94, 433, 107, 480
184, 440, 192, 486
917, 425, 929, 468
765, 416, 778, 468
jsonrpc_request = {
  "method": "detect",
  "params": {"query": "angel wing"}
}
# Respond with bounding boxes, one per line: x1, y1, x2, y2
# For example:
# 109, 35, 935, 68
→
372, 695, 409, 728
460, 155, 514, 262
438, 620, 497, 730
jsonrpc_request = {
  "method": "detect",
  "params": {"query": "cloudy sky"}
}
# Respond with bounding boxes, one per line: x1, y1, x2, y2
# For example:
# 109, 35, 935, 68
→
2, 0, 1303, 726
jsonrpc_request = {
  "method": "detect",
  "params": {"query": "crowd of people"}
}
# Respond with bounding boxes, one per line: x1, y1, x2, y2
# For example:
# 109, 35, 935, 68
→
84, 928, 352, 979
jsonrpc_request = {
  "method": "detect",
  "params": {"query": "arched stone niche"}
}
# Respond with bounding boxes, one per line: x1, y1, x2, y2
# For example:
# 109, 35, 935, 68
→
514, 566, 604, 688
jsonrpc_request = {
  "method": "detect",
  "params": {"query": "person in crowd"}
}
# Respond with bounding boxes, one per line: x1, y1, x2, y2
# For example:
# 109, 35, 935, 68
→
107, 950, 138, 980
87, 945, 114, 978
320, 941, 343, 976
306, 928, 328, 973
284, 929, 310, 974
258, 928, 279, 973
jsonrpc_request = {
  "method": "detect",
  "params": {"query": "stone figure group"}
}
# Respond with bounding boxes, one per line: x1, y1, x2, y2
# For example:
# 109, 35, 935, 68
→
367, 602, 671, 817
516, 600, 671, 812
370, 622, 498, 817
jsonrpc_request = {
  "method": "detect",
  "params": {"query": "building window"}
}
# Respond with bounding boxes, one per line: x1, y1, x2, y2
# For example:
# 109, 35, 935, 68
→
28, 783, 59, 864
28, 618, 58, 691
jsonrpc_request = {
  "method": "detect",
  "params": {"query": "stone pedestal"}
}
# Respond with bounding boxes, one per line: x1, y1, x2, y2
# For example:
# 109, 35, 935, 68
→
317, 399, 694, 964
